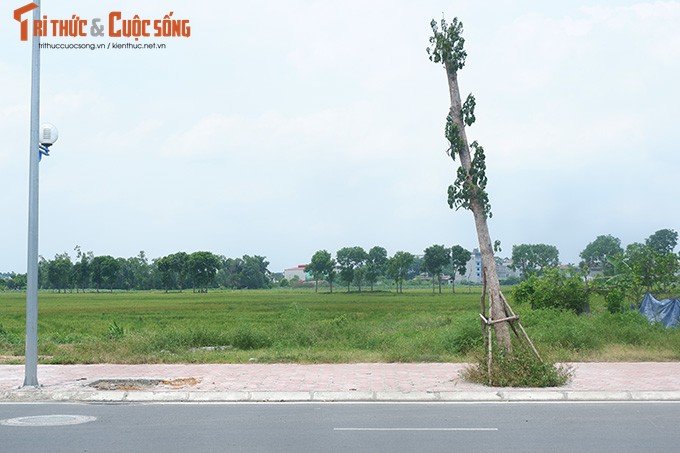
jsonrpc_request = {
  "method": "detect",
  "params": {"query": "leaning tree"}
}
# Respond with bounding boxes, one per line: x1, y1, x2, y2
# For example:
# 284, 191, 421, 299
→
427, 17, 536, 356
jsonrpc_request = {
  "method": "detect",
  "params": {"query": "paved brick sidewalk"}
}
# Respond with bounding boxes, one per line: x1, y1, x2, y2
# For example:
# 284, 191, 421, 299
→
1, 363, 679, 402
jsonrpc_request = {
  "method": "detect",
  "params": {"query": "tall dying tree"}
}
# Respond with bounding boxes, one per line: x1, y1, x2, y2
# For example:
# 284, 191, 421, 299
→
428, 17, 513, 351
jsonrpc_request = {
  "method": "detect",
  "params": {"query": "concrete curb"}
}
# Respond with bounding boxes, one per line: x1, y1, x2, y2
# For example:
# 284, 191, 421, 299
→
3, 389, 680, 403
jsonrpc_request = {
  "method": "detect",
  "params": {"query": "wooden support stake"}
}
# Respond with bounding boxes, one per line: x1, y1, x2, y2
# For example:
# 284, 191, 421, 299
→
487, 281, 493, 385
480, 270, 487, 347
487, 322, 492, 386
499, 292, 542, 362
519, 322, 541, 361
484, 314, 519, 325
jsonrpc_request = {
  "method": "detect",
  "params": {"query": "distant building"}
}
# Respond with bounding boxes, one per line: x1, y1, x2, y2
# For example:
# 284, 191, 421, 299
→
452, 249, 521, 283
497, 258, 521, 281
283, 265, 309, 282
451, 248, 482, 283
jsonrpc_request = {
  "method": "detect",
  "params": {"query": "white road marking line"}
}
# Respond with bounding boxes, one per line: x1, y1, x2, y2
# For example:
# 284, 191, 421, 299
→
334, 427, 498, 431
0, 415, 97, 427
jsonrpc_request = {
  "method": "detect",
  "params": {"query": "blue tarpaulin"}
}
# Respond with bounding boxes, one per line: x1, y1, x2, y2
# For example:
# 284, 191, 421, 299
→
639, 292, 680, 328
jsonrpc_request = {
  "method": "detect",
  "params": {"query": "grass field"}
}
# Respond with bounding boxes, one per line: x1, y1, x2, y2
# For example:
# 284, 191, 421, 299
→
1, 288, 679, 364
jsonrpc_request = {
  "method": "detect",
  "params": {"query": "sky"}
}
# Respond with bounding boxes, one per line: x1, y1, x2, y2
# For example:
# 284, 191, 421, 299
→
1, 0, 679, 274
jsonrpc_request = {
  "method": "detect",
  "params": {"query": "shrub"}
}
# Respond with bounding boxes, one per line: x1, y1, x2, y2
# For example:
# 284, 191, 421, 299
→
605, 287, 627, 314
462, 346, 572, 387
512, 268, 589, 313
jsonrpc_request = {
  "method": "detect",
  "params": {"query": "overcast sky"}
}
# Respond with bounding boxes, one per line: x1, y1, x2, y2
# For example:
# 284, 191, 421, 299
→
1, 0, 679, 273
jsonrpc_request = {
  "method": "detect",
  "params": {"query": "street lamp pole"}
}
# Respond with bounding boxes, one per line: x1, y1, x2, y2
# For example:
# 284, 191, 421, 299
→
24, 0, 41, 388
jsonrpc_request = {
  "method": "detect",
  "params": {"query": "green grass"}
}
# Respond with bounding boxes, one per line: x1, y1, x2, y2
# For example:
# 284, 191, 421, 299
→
1, 287, 679, 364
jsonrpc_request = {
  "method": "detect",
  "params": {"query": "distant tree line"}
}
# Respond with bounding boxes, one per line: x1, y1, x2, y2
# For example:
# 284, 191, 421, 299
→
0, 247, 272, 293
3, 230, 678, 300
0, 272, 26, 290
304, 245, 472, 294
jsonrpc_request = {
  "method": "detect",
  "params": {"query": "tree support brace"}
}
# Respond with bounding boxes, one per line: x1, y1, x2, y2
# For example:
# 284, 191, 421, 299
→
479, 269, 543, 364
479, 314, 519, 325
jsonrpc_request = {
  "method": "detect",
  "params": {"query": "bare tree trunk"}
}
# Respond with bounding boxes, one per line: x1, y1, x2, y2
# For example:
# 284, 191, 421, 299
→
445, 63, 512, 352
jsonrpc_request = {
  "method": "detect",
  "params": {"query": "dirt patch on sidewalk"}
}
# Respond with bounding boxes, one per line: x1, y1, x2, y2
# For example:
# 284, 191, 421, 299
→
89, 377, 201, 391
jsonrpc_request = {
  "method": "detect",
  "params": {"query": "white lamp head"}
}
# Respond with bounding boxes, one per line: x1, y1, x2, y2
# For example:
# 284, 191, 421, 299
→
39, 123, 58, 146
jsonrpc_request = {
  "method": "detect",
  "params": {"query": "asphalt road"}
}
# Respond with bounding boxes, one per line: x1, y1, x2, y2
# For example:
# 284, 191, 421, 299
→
0, 402, 678, 452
